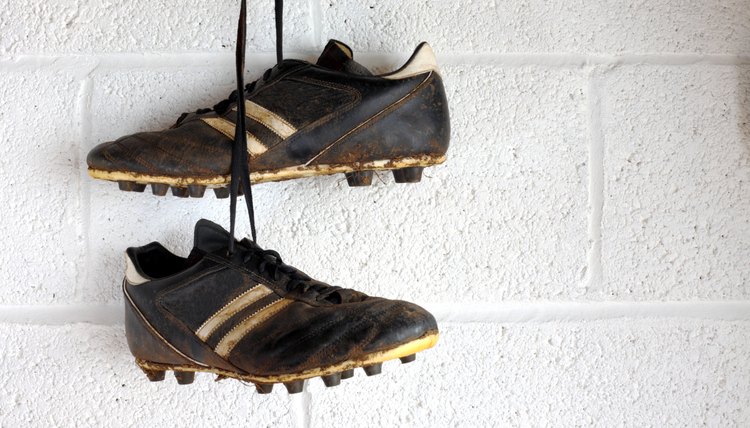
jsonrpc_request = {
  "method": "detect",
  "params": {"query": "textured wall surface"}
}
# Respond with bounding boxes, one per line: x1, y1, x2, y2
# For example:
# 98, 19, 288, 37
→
1, 0, 749, 426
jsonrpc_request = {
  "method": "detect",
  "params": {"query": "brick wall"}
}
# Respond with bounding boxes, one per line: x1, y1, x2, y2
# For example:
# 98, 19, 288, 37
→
1, 0, 748, 426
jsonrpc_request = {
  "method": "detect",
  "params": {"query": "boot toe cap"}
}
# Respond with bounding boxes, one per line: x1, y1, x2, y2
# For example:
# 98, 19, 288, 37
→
87, 140, 125, 172
361, 300, 438, 354
87, 134, 153, 174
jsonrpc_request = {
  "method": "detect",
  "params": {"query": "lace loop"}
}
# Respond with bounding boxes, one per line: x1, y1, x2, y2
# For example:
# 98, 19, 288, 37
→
238, 240, 342, 302
178, 68, 275, 124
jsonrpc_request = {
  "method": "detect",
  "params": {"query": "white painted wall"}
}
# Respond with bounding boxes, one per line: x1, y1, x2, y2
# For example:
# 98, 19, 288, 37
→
1, 0, 749, 426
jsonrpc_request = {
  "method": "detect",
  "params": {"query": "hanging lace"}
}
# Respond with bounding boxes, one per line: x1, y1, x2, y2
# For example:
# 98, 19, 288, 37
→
228, 0, 284, 254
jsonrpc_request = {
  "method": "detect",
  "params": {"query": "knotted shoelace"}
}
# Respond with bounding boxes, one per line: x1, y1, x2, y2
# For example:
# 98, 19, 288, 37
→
239, 239, 344, 302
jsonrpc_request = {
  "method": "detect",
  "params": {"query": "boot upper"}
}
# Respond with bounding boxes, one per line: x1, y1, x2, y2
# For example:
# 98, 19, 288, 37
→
88, 40, 450, 179
124, 219, 438, 376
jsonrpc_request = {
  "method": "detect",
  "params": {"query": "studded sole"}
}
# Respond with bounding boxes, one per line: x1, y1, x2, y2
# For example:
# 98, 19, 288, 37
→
134, 332, 437, 393
88, 154, 446, 197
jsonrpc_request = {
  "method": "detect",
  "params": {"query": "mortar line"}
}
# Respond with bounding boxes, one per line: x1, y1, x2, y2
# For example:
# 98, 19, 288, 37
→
74, 77, 93, 300
308, 0, 322, 48
586, 70, 605, 294
2, 302, 750, 326
427, 301, 750, 323
1, 52, 748, 72
435, 52, 750, 67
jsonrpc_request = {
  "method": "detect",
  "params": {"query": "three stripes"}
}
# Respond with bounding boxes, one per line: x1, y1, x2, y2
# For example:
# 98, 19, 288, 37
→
201, 100, 298, 157
195, 283, 291, 358
197, 104, 298, 356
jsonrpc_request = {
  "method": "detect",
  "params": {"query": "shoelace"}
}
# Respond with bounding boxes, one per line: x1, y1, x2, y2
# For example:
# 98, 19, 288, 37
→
228, 0, 284, 252
174, 0, 283, 248
177, 0, 285, 125
175, 68, 273, 124
182, 1, 356, 303
227, 1, 343, 302
240, 239, 344, 302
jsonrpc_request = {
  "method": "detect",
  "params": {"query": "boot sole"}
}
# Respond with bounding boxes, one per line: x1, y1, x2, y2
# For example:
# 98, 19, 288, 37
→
134, 332, 438, 393
88, 154, 446, 197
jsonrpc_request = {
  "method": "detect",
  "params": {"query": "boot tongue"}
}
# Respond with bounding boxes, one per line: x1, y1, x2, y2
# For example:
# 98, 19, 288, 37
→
194, 219, 265, 254
194, 219, 232, 253
316, 39, 373, 76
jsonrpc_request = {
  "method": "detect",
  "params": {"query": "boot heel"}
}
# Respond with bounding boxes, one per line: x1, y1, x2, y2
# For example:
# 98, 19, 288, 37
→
345, 171, 374, 187
124, 294, 192, 369
392, 167, 423, 183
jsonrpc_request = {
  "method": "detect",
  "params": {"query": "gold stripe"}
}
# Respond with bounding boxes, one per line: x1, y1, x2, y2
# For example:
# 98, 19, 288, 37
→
214, 299, 293, 358
232, 101, 297, 139
201, 117, 268, 156
195, 285, 274, 341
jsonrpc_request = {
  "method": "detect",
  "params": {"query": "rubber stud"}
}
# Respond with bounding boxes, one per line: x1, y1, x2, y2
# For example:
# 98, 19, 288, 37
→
363, 363, 382, 376
283, 380, 304, 394
118, 181, 146, 192
341, 369, 355, 380
151, 183, 169, 196
255, 383, 274, 394
213, 187, 230, 199
399, 354, 416, 364
321, 373, 341, 387
140, 367, 165, 382
174, 371, 195, 385
171, 187, 189, 198
187, 185, 206, 198
392, 167, 423, 183
345, 171, 374, 187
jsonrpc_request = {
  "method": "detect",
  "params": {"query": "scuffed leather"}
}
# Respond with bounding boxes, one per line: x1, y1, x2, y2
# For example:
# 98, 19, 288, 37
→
125, 257, 244, 372
312, 72, 450, 165
227, 297, 435, 376
124, 293, 193, 366
87, 41, 451, 177
124, 220, 438, 375
89, 118, 232, 177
